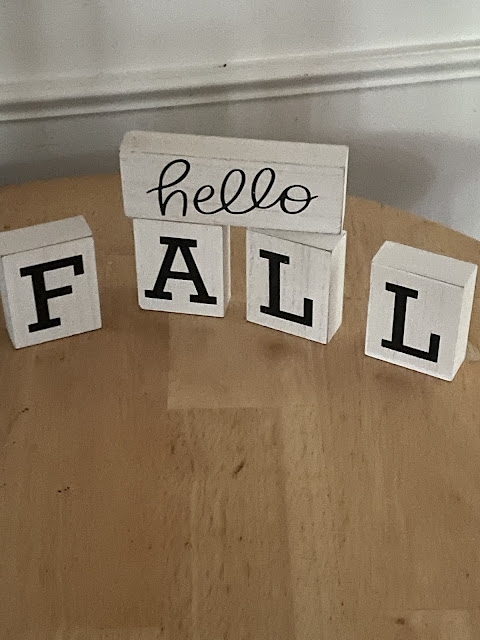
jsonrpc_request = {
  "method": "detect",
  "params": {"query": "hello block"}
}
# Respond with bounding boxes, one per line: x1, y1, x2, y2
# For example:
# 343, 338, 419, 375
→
246, 229, 347, 343
0, 216, 102, 348
365, 241, 477, 380
120, 130, 348, 234
133, 218, 230, 317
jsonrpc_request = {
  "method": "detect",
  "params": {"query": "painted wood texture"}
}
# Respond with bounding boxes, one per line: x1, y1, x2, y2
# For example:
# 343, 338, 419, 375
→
0, 216, 101, 348
120, 131, 348, 233
133, 218, 230, 317
365, 241, 477, 380
246, 229, 346, 343
1, 175, 480, 640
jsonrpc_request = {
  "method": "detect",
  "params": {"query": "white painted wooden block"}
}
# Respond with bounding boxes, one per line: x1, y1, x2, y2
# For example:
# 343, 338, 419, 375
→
0, 216, 102, 349
121, 130, 348, 234
365, 241, 477, 381
246, 229, 347, 343
133, 218, 230, 317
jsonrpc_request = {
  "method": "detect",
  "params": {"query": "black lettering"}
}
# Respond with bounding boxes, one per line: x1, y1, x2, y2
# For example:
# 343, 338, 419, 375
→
147, 161, 319, 218
251, 168, 277, 209
145, 236, 217, 304
278, 185, 318, 214
259, 249, 313, 326
381, 282, 440, 362
147, 159, 190, 217
193, 185, 216, 214
20, 255, 85, 333
219, 169, 252, 214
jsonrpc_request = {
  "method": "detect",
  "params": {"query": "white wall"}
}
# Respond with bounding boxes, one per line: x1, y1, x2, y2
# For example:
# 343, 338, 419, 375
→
0, 0, 479, 238
1, 0, 480, 79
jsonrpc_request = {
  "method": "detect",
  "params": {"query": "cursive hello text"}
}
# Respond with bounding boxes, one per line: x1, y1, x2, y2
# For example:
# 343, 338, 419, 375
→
147, 159, 318, 217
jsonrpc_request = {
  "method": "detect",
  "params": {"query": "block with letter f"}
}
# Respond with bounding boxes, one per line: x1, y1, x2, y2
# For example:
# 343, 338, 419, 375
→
0, 216, 101, 348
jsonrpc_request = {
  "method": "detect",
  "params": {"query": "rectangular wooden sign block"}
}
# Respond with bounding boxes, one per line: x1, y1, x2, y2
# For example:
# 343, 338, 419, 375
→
0, 216, 102, 348
246, 229, 347, 343
133, 218, 230, 317
120, 131, 348, 234
365, 241, 478, 380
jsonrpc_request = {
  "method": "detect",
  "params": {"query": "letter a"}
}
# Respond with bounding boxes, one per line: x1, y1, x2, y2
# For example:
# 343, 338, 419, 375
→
133, 219, 230, 317
145, 236, 217, 304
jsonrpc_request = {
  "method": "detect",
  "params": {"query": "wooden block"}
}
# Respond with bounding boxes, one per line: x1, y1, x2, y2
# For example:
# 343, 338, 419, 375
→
0, 216, 101, 348
133, 218, 230, 317
120, 130, 348, 234
246, 229, 347, 343
365, 241, 478, 380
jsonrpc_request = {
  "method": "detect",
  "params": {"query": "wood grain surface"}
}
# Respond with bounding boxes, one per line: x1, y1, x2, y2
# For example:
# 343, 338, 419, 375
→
1, 175, 480, 640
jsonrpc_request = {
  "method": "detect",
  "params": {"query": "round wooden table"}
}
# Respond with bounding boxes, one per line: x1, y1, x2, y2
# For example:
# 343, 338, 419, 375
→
1, 175, 480, 640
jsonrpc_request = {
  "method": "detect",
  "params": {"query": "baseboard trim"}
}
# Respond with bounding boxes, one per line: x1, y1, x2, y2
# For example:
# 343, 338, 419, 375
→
1, 39, 480, 122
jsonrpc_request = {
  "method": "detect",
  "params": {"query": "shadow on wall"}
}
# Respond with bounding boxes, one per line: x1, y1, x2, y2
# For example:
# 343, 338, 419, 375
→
346, 135, 437, 211
345, 132, 480, 236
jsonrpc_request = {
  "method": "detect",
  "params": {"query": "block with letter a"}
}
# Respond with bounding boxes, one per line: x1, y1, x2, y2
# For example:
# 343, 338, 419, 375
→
0, 216, 101, 348
365, 241, 477, 380
246, 229, 347, 343
133, 218, 230, 317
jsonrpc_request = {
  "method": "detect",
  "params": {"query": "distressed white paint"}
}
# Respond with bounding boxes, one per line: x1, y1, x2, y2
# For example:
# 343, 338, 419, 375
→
246, 229, 346, 343
365, 241, 477, 380
133, 218, 230, 317
0, 216, 101, 348
121, 131, 348, 233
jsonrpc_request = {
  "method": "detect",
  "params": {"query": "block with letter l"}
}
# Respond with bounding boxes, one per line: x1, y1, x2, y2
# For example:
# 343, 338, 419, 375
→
365, 241, 477, 380
0, 216, 101, 348
133, 218, 230, 317
246, 229, 347, 343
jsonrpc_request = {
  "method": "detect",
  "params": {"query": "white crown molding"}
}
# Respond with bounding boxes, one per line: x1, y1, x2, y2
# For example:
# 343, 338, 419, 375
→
1, 39, 480, 122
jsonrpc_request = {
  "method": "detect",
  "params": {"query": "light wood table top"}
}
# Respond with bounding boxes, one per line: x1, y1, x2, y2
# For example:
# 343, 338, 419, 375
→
1, 175, 480, 640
